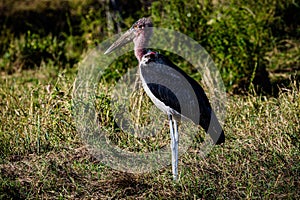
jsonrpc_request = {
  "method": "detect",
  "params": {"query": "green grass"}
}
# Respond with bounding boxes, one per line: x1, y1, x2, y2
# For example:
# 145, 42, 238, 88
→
0, 66, 299, 199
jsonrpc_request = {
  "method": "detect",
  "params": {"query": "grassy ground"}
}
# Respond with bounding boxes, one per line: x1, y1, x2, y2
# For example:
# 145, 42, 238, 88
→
0, 64, 299, 199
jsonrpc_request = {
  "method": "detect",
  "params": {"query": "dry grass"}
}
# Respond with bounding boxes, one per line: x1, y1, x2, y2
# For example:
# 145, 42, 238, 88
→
0, 65, 299, 199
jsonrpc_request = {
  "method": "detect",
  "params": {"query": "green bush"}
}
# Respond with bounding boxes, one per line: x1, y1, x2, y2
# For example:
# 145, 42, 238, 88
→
0, 0, 299, 92
150, 0, 279, 91
0, 0, 106, 72
150, 0, 299, 92
0, 31, 80, 72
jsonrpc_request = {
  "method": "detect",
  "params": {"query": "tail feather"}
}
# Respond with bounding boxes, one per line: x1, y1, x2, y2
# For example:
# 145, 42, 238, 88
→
204, 111, 225, 145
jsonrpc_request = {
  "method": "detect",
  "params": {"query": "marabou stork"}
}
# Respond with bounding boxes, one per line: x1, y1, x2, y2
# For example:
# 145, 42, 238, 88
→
104, 17, 225, 180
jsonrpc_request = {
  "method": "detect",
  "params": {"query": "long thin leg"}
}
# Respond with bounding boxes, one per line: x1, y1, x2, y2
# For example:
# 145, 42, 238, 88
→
173, 118, 178, 180
168, 114, 178, 181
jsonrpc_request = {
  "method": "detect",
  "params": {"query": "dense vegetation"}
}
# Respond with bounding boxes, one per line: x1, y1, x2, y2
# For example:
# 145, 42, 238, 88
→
0, 0, 299, 199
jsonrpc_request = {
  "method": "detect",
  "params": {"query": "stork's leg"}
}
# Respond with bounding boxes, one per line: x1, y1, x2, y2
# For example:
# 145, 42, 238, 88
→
168, 114, 178, 181
173, 118, 178, 179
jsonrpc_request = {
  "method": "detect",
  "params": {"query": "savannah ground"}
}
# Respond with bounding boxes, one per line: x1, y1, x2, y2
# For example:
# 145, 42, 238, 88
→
1, 0, 299, 199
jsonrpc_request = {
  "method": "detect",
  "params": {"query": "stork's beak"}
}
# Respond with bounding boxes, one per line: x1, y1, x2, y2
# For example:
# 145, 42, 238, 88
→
104, 28, 135, 54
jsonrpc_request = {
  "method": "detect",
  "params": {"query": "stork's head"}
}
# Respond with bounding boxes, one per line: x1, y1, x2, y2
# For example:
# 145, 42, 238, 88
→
104, 17, 153, 54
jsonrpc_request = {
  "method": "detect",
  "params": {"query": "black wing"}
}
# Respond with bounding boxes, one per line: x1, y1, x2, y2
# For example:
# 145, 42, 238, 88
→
146, 83, 181, 114
140, 53, 225, 144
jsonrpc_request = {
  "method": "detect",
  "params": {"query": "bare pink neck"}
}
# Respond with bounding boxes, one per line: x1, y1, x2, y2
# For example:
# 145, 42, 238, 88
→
133, 32, 150, 62
134, 48, 148, 62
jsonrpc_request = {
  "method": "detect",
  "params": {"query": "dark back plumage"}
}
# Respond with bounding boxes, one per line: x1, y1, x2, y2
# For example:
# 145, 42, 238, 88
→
140, 52, 225, 144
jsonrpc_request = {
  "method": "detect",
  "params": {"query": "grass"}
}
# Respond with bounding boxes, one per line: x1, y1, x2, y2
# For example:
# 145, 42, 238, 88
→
0, 64, 299, 199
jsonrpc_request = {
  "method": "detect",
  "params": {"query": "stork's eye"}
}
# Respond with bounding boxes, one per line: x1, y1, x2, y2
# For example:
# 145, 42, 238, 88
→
133, 24, 143, 30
